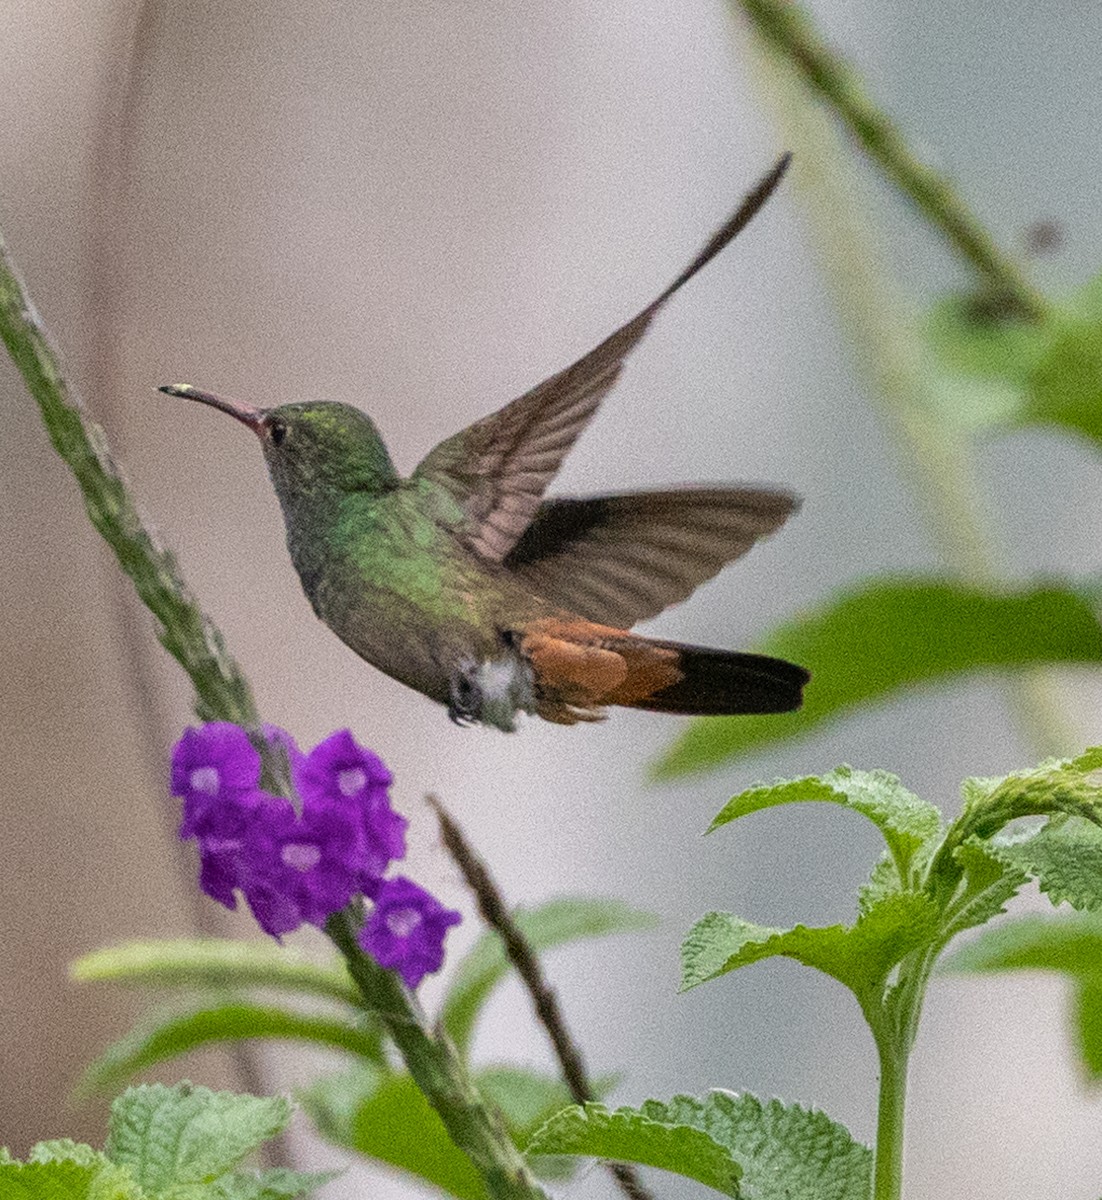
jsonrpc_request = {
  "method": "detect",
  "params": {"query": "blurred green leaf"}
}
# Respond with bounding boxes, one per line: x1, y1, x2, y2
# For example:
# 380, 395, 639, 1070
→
81, 1002, 385, 1096
106, 1084, 291, 1196
170, 1168, 334, 1200
638, 1092, 871, 1200
302, 1069, 487, 1200
709, 767, 942, 883
525, 1102, 741, 1197
944, 912, 1102, 1078
0, 1159, 142, 1200
680, 893, 939, 1003
441, 898, 656, 1054
655, 577, 1102, 777
72, 940, 359, 1009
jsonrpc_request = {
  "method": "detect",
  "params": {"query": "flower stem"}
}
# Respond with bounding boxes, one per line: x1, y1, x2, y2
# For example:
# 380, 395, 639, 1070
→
0, 222, 547, 1200
734, 0, 1049, 321
326, 910, 549, 1200
0, 229, 259, 728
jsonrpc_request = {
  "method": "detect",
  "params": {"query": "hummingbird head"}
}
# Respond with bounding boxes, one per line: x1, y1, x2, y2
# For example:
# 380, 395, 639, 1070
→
160, 385, 399, 499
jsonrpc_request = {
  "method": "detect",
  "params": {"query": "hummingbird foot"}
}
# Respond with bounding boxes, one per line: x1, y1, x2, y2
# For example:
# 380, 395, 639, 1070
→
448, 655, 536, 732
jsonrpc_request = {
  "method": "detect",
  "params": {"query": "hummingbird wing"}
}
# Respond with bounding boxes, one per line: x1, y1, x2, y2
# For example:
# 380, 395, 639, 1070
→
503, 486, 797, 628
412, 154, 791, 563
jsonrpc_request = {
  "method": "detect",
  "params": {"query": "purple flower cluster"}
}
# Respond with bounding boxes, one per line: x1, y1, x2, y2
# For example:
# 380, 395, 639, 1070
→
171, 723, 460, 988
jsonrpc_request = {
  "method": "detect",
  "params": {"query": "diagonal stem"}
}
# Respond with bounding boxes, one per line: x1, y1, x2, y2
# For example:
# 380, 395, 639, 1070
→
735, 0, 1049, 321
430, 796, 656, 1200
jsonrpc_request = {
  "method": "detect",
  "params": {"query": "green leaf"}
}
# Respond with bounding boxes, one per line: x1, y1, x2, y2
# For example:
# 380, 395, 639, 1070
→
72, 940, 360, 1009
441, 898, 657, 1054
708, 767, 942, 883
638, 1092, 871, 1200
940, 840, 1029, 942
82, 1002, 384, 1095
27, 1143, 101, 1167
944, 912, 1102, 1079
524, 1102, 741, 1197
302, 1070, 487, 1200
654, 578, 1102, 776
681, 893, 940, 1003
0, 1160, 143, 1200
106, 1084, 291, 1195
170, 1168, 336, 1200
990, 820, 1102, 912
301, 1064, 595, 1198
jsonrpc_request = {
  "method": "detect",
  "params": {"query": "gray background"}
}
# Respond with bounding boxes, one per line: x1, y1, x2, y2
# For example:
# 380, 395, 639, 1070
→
3, 2, 1102, 1197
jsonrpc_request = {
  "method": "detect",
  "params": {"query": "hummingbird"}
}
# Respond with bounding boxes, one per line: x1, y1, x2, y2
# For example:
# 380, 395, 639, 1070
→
162, 154, 809, 731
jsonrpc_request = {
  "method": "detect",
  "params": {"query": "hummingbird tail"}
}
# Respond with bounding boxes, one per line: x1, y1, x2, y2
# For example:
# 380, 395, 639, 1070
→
519, 618, 808, 722
622, 640, 809, 716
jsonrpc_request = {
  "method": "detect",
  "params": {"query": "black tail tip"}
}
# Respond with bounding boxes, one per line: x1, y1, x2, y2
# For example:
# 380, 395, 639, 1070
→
638, 648, 809, 717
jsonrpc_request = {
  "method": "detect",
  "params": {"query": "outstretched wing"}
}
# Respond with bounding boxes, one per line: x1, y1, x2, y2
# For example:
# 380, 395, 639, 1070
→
412, 154, 792, 563
503, 485, 798, 628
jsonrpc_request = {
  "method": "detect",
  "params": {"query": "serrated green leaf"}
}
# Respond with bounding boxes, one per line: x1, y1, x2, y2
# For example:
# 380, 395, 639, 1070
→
72, 940, 360, 1009
991, 819, 1102, 912
708, 767, 942, 883
681, 893, 940, 1003
170, 1168, 336, 1200
441, 898, 656, 1054
81, 1002, 384, 1096
106, 1084, 291, 1194
940, 840, 1029, 942
525, 1102, 741, 1197
944, 912, 1102, 1079
0, 1160, 143, 1200
654, 578, 1102, 776
303, 1070, 487, 1200
638, 1092, 871, 1200
27, 1143, 100, 1167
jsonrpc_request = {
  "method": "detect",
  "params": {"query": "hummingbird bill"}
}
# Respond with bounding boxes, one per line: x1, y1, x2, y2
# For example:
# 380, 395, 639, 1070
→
162, 154, 809, 731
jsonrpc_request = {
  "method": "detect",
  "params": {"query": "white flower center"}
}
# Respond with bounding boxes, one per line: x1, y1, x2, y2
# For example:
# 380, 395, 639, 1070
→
189, 766, 220, 795
337, 767, 367, 797
385, 906, 423, 938
282, 843, 321, 872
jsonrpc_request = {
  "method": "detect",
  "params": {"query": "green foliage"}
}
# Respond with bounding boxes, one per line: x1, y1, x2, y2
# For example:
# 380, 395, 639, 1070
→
301, 1064, 589, 1200
525, 1102, 742, 1197
440, 898, 656, 1054
655, 578, 1102, 776
945, 912, 1102, 1078
81, 1002, 385, 1096
987, 821, 1102, 912
680, 894, 939, 1004
708, 767, 942, 883
639, 1093, 871, 1200
71, 940, 361, 1008
0, 1085, 329, 1200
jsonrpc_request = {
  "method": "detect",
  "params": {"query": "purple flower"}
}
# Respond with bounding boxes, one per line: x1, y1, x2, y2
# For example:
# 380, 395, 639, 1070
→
359, 875, 462, 988
172, 723, 262, 838
296, 729, 407, 883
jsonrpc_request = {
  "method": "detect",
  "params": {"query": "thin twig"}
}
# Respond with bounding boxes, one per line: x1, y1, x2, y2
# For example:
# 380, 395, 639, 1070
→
430, 795, 656, 1200
736, 0, 1049, 321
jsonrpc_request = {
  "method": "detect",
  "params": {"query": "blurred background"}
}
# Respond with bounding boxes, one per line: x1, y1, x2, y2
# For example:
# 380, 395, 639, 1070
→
4, 1, 1102, 1196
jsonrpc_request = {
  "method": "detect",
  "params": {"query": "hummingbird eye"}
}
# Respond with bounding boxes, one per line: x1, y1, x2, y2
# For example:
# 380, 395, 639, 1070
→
268, 418, 288, 447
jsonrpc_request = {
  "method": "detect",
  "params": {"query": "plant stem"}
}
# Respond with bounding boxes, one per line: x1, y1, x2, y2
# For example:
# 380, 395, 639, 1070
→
735, 0, 1049, 321
0, 222, 547, 1200
326, 911, 549, 1200
0, 230, 258, 728
429, 796, 655, 1200
871, 1036, 907, 1200
736, 16, 1079, 763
